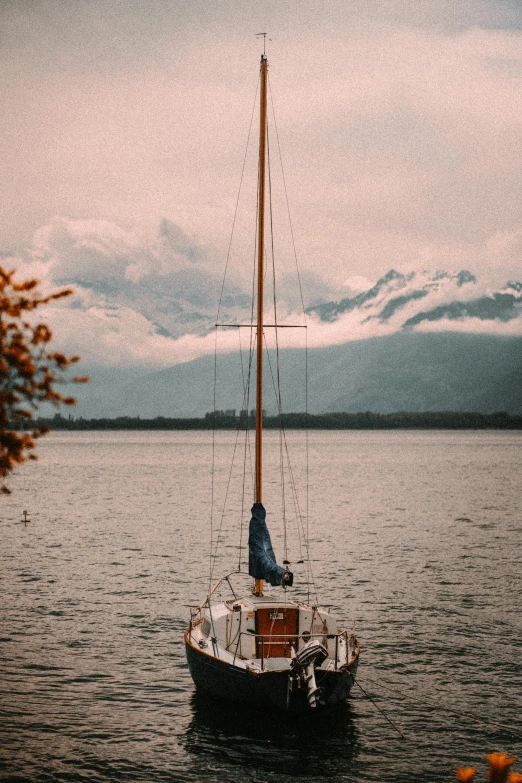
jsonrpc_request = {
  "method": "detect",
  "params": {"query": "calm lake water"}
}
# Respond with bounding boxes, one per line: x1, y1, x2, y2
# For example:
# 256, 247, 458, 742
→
1, 430, 521, 782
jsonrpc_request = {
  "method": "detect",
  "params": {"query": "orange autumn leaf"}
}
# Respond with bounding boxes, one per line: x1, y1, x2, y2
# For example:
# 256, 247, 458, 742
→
0, 266, 88, 493
456, 768, 476, 782
487, 754, 517, 783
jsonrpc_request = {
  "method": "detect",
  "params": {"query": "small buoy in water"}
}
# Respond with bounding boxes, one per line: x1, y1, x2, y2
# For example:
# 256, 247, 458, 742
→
21, 510, 31, 526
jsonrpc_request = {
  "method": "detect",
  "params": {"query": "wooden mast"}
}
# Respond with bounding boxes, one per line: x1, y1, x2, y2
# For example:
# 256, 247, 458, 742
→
254, 53, 268, 596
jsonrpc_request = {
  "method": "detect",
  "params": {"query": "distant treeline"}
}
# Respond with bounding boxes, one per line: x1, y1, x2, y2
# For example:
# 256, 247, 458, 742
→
20, 410, 522, 430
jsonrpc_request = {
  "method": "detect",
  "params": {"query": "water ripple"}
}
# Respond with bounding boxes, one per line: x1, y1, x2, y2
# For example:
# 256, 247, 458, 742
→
1, 430, 521, 782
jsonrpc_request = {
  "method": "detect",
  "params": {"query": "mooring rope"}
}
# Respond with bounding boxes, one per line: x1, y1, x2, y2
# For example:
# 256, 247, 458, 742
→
359, 673, 522, 739
353, 677, 407, 739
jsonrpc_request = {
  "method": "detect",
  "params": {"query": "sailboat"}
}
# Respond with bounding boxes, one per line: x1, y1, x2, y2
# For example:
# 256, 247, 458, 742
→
184, 51, 360, 713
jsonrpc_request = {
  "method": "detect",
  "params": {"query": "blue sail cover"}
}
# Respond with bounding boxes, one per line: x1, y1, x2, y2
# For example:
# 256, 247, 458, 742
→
248, 503, 287, 586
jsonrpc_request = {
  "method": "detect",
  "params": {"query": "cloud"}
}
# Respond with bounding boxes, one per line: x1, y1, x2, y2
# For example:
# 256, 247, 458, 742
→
6, 216, 256, 366
415, 314, 522, 337
343, 276, 375, 294
27, 215, 234, 321
3, 1, 522, 368
32, 218, 141, 283
2, 3, 522, 291
5, 216, 521, 370
41, 297, 254, 369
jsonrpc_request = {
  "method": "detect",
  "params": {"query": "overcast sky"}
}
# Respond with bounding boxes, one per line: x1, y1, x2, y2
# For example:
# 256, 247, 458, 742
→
2, 0, 522, 286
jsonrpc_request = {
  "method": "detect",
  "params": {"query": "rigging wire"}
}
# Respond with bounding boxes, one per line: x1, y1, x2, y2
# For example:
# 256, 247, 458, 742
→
215, 79, 259, 326
267, 71, 314, 598
237, 328, 246, 569
268, 74, 307, 319
210, 62, 264, 578
210, 338, 258, 583
262, 336, 319, 601
210, 72, 259, 589
209, 326, 218, 592
263, 339, 320, 605
237, 157, 262, 571
263, 336, 302, 561
266, 121, 288, 562
211, 63, 316, 595
239, 328, 256, 569
305, 326, 310, 603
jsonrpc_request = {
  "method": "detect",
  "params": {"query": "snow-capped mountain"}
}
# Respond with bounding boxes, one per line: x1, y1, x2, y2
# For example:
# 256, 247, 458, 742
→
55, 264, 522, 375
64, 262, 522, 366
65, 268, 522, 419
61, 264, 522, 418
24, 218, 522, 370
307, 268, 522, 331
17, 215, 522, 416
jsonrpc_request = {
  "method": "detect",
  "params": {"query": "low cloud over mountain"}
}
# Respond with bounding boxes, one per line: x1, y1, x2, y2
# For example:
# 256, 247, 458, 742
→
5, 217, 522, 416
8, 217, 522, 374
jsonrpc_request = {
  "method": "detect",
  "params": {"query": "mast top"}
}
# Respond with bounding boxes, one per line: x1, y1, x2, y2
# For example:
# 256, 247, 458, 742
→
256, 32, 269, 57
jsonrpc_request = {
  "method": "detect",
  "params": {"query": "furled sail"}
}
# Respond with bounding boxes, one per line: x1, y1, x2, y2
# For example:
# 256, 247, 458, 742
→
248, 503, 289, 586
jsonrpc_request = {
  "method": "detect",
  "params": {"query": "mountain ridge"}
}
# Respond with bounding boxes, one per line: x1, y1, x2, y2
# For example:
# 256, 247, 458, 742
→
307, 268, 522, 328
71, 332, 522, 419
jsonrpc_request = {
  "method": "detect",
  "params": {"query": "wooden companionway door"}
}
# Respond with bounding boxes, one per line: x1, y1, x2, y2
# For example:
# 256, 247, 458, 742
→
256, 607, 298, 659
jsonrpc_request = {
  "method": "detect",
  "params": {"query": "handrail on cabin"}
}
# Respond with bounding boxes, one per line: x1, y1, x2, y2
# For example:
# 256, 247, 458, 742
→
231, 629, 351, 670
190, 571, 261, 619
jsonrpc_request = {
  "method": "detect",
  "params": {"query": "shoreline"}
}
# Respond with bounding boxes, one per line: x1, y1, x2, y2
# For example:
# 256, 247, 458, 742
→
20, 410, 522, 430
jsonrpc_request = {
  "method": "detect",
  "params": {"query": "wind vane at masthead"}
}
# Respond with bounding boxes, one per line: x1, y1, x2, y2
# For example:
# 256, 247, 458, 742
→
256, 32, 271, 55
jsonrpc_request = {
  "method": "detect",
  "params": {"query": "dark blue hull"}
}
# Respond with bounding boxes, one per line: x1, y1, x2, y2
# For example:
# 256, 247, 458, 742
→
185, 631, 359, 713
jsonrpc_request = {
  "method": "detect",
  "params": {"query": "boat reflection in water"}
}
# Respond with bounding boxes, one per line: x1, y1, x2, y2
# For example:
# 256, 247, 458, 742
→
183, 690, 360, 779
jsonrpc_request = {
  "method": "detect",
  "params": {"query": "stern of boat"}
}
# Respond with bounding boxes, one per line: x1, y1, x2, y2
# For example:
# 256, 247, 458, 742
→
184, 576, 360, 713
